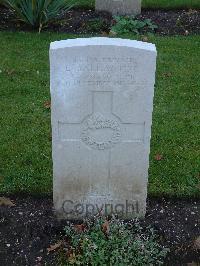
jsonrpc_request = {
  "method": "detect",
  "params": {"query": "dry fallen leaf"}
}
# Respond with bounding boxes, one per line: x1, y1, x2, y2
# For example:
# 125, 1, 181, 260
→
109, 30, 117, 36
68, 252, 76, 264
187, 262, 200, 266
193, 236, 200, 250
141, 36, 148, 42
187, 9, 197, 15
43, 100, 51, 109
6, 69, 15, 75
0, 197, 15, 207
155, 154, 163, 161
102, 220, 110, 235
47, 241, 62, 253
74, 224, 86, 232
101, 31, 109, 36
162, 72, 172, 78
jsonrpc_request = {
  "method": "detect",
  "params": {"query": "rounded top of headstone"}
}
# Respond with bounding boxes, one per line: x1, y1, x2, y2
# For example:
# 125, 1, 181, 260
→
50, 37, 156, 53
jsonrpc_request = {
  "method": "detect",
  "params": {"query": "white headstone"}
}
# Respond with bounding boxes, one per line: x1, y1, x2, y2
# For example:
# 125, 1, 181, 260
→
96, 0, 141, 15
50, 38, 157, 219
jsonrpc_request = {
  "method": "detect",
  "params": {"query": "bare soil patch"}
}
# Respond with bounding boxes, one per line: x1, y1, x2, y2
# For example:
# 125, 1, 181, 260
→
0, 7, 200, 35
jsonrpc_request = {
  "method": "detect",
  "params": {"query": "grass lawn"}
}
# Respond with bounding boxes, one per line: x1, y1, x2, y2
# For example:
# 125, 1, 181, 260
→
73, 0, 200, 9
0, 32, 199, 197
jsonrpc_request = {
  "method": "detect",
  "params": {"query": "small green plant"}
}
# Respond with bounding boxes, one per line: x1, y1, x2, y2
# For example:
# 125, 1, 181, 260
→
61, 217, 169, 265
3, 0, 74, 32
111, 16, 158, 35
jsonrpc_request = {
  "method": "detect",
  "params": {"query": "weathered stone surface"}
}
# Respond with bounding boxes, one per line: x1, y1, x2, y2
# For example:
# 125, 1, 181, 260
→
95, 0, 141, 15
50, 37, 157, 219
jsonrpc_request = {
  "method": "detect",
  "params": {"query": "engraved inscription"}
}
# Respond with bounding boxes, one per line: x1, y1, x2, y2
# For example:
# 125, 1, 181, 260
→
65, 56, 137, 87
81, 113, 121, 150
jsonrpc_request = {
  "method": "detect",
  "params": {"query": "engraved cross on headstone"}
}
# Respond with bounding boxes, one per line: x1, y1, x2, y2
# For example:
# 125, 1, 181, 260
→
58, 90, 145, 195
58, 90, 145, 147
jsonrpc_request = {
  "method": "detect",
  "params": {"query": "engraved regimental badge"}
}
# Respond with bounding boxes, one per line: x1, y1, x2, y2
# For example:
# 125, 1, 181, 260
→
81, 113, 121, 150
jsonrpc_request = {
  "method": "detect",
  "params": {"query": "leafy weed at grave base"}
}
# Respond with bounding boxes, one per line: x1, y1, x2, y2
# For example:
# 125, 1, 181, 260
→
58, 216, 169, 265
111, 16, 158, 35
